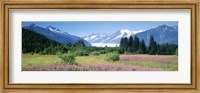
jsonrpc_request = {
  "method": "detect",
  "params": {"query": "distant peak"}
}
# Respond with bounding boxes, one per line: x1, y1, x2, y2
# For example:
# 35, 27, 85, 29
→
120, 29, 132, 34
119, 29, 144, 35
46, 26, 57, 29
46, 26, 61, 32
29, 23, 36, 27
158, 25, 168, 28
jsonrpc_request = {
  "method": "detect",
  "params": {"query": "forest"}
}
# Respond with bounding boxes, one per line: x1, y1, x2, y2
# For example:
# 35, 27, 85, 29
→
22, 28, 178, 56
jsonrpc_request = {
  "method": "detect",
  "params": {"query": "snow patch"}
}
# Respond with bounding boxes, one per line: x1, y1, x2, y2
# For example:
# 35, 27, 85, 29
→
47, 26, 61, 32
90, 35, 97, 39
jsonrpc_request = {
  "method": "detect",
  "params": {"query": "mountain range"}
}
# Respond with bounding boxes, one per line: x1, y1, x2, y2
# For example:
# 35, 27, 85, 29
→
83, 29, 145, 44
23, 24, 91, 46
136, 25, 178, 45
23, 24, 178, 47
83, 25, 178, 46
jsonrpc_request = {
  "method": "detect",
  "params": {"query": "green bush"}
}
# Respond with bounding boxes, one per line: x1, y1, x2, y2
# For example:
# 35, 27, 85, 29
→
38, 51, 43, 55
136, 49, 143, 54
56, 51, 62, 55
99, 50, 106, 54
58, 53, 76, 64
73, 50, 89, 56
111, 51, 120, 54
41, 46, 68, 55
30, 52, 34, 55
90, 51, 101, 56
105, 53, 120, 62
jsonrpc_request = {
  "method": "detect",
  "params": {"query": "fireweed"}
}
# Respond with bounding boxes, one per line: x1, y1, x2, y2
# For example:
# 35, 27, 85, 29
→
22, 64, 161, 71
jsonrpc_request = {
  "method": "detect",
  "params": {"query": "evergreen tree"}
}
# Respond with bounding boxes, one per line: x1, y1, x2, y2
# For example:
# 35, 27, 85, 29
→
119, 38, 125, 53
133, 36, 140, 53
128, 36, 134, 53
156, 44, 160, 54
149, 35, 157, 55
123, 37, 129, 53
139, 39, 146, 54
73, 40, 85, 47
120, 38, 124, 47
156, 43, 177, 55
22, 28, 61, 53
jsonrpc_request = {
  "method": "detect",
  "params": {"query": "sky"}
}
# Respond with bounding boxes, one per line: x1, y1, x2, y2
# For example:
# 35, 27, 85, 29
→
22, 21, 178, 37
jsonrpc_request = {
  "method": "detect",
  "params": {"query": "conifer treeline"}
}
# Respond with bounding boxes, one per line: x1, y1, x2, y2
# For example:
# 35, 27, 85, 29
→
120, 35, 178, 55
22, 28, 87, 54
22, 28, 61, 53
23, 28, 178, 55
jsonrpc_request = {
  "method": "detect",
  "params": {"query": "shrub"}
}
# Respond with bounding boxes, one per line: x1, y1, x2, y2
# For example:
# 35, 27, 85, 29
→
56, 51, 62, 55
58, 53, 76, 64
111, 51, 120, 54
136, 49, 143, 54
30, 52, 34, 55
90, 51, 101, 56
105, 53, 120, 62
73, 50, 89, 56
41, 46, 68, 55
38, 51, 43, 55
99, 50, 106, 54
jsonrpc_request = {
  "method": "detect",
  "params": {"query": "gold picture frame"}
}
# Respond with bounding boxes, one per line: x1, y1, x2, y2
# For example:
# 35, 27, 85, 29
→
0, 0, 199, 93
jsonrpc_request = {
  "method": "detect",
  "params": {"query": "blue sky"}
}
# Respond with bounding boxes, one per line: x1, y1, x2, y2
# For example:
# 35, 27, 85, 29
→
22, 21, 178, 37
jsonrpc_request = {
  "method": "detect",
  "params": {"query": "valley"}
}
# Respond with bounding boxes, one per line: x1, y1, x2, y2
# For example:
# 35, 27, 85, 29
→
22, 22, 178, 71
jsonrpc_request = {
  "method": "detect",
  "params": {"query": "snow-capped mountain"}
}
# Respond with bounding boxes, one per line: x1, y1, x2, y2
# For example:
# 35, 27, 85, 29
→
83, 25, 178, 47
23, 24, 91, 46
105, 29, 145, 43
46, 26, 70, 35
84, 33, 109, 43
46, 26, 61, 32
118, 29, 144, 38
83, 29, 145, 45
23, 24, 178, 47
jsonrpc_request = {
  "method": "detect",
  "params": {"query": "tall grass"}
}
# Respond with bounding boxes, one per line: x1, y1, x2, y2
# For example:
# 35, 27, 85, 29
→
22, 54, 178, 71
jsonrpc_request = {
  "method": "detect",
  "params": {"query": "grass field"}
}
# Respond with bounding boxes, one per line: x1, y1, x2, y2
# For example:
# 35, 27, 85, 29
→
22, 54, 178, 71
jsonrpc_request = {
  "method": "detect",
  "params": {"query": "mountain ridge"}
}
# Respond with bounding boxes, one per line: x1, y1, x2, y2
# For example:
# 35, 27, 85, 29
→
83, 25, 178, 46
135, 25, 178, 45
23, 24, 91, 46
23, 24, 178, 47
83, 29, 145, 44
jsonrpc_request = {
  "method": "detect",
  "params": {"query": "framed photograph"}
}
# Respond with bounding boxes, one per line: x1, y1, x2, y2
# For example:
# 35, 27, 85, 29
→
1, 0, 199, 92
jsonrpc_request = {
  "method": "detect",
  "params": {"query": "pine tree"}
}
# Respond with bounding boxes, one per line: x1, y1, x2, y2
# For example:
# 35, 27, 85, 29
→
140, 39, 146, 54
120, 38, 125, 53
123, 37, 129, 53
128, 36, 134, 53
133, 36, 140, 53
22, 28, 61, 53
149, 35, 157, 55
74, 40, 85, 47
120, 38, 124, 48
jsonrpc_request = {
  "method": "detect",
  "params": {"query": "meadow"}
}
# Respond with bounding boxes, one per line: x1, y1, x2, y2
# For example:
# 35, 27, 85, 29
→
22, 54, 178, 71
